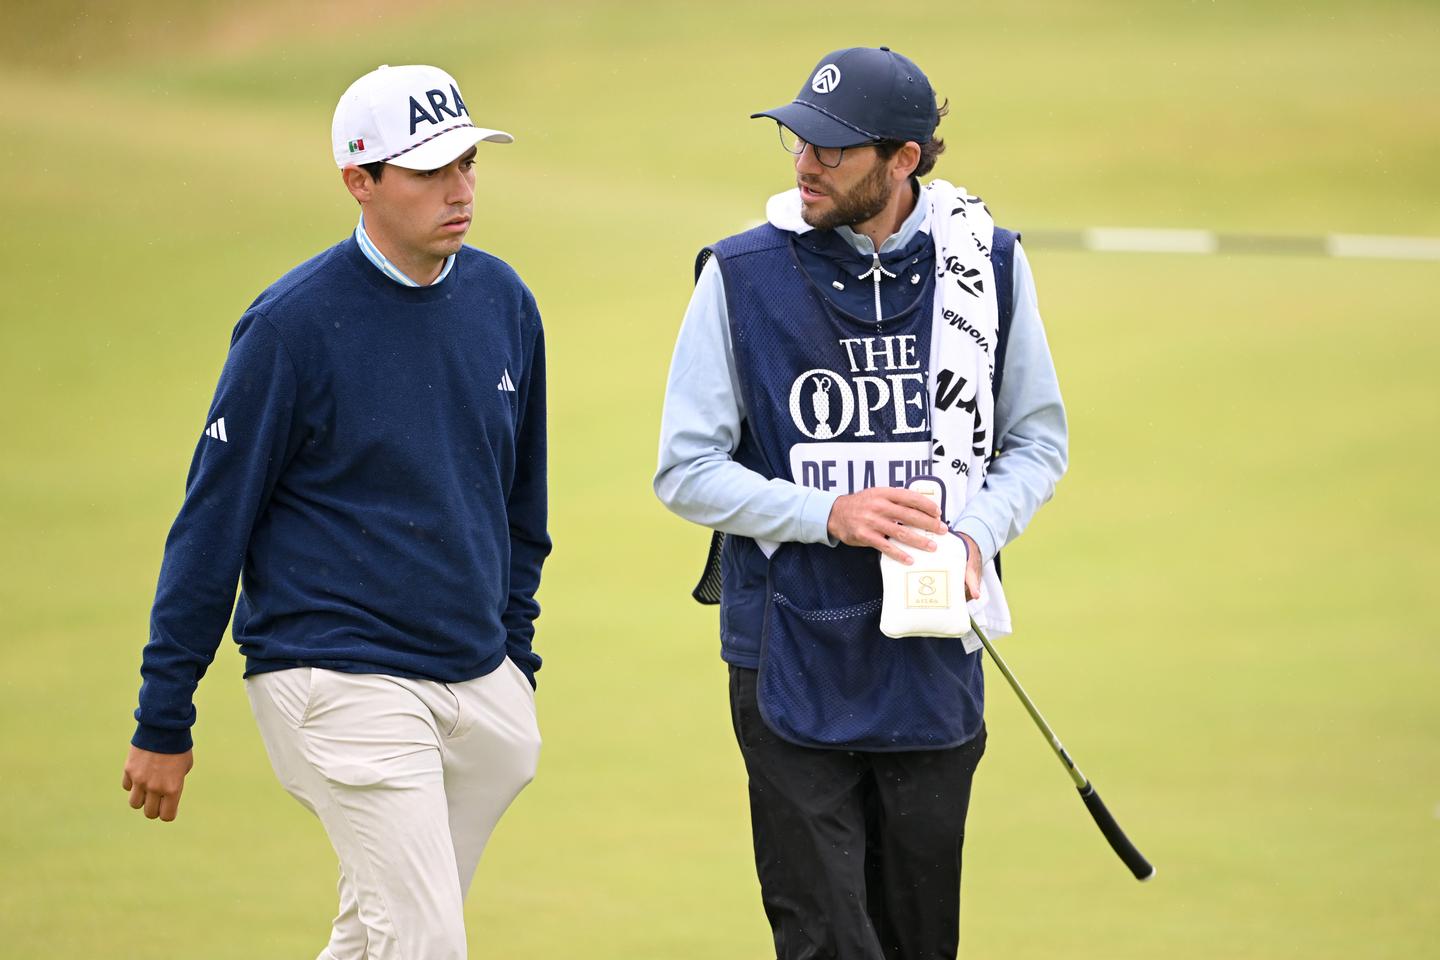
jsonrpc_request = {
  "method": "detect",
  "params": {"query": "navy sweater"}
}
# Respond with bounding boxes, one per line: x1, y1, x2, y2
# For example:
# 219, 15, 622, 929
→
133, 237, 550, 754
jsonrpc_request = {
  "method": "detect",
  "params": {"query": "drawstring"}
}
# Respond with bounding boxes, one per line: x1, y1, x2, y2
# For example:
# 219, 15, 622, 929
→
856, 253, 897, 325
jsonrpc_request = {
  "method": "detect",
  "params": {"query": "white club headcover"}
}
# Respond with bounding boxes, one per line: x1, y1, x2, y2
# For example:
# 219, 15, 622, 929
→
879, 477, 984, 654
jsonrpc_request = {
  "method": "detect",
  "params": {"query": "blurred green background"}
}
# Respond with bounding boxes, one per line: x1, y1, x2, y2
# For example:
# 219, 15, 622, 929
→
1, 1, 1437, 957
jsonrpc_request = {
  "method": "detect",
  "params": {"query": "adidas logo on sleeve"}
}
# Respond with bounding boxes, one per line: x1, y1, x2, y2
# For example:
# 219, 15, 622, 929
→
204, 417, 228, 442
497, 370, 516, 392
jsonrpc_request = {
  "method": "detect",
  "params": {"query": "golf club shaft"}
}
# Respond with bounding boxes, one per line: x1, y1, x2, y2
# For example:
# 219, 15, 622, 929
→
969, 616, 1155, 882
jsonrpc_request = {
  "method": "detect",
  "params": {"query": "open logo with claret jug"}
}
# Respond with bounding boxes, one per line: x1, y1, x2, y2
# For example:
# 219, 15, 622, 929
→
811, 64, 841, 94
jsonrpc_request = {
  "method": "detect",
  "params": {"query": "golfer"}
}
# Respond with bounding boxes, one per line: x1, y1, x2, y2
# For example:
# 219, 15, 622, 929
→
655, 47, 1067, 958
123, 64, 548, 960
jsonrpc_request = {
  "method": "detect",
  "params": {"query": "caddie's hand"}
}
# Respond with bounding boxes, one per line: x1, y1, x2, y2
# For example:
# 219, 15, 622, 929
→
122, 745, 194, 822
957, 532, 982, 600
827, 487, 948, 564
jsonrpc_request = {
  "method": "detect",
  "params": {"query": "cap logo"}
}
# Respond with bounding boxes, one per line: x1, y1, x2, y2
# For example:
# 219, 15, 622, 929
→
407, 84, 470, 135
811, 64, 841, 94
347, 138, 365, 154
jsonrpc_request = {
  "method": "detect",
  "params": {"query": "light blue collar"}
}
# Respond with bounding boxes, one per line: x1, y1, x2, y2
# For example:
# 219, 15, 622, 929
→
354, 216, 456, 287
834, 181, 930, 257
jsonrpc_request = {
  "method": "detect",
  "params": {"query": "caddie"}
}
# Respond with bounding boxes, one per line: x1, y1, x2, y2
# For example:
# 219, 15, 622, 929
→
655, 46, 1068, 959
122, 64, 549, 960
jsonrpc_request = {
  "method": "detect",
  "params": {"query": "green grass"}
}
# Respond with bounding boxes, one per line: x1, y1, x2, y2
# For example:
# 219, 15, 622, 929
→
2, 1, 1437, 957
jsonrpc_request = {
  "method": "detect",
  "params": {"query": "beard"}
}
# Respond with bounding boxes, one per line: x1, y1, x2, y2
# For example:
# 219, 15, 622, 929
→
799, 155, 894, 231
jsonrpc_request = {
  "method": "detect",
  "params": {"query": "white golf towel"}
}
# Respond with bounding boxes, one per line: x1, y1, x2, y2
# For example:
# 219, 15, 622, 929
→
921, 180, 1012, 642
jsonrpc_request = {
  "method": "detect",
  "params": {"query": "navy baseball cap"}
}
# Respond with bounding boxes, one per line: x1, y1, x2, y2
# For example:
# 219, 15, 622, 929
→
751, 46, 938, 148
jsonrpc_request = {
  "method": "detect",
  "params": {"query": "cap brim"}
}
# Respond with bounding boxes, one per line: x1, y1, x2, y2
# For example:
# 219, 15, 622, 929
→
386, 125, 513, 170
750, 101, 873, 148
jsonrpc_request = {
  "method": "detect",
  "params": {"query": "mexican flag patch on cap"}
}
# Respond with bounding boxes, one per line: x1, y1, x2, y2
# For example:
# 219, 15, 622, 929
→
348, 138, 365, 153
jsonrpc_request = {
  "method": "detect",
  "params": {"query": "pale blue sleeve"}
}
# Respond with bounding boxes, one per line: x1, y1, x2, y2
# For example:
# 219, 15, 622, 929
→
953, 242, 1069, 563
653, 256, 840, 543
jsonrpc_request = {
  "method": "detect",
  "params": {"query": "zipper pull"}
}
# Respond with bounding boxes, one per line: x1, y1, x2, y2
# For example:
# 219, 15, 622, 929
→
857, 253, 897, 324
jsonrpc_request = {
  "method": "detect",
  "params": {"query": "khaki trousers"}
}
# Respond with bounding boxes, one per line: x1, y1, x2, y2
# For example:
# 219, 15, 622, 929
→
247, 661, 541, 960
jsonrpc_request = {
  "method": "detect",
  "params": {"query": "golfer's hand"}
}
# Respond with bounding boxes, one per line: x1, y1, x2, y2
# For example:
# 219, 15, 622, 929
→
828, 487, 947, 564
956, 531, 982, 601
123, 746, 193, 822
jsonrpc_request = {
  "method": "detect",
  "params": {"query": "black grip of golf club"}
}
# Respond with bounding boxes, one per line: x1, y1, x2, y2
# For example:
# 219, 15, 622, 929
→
1078, 783, 1155, 881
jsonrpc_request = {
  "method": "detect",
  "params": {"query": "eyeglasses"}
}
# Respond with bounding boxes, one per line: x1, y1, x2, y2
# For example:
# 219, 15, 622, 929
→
777, 125, 863, 169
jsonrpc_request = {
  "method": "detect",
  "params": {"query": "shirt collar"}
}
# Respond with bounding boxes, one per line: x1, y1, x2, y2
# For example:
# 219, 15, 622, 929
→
833, 180, 930, 257
354, 216, 456, 287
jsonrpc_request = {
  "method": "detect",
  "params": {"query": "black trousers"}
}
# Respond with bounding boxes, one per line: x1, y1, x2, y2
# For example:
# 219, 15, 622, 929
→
729, 666, 987, 960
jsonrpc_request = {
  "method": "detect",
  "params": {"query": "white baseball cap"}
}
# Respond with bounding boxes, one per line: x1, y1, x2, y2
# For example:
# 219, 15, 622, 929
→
332, 64, 512, 170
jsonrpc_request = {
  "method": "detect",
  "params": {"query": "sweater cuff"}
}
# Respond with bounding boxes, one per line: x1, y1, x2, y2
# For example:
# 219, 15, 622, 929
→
506, 652, 538, 690
800, 487, 842, 545
953, 516, 1000, 566
132, 723, 194, 754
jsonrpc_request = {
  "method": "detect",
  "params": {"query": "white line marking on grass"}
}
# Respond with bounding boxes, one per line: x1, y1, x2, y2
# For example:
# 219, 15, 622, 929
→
1027, 228, 1440, 261
1085, 228, 1219, 254
1327, 234, 1440, 261
734, 219, 1440, 262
